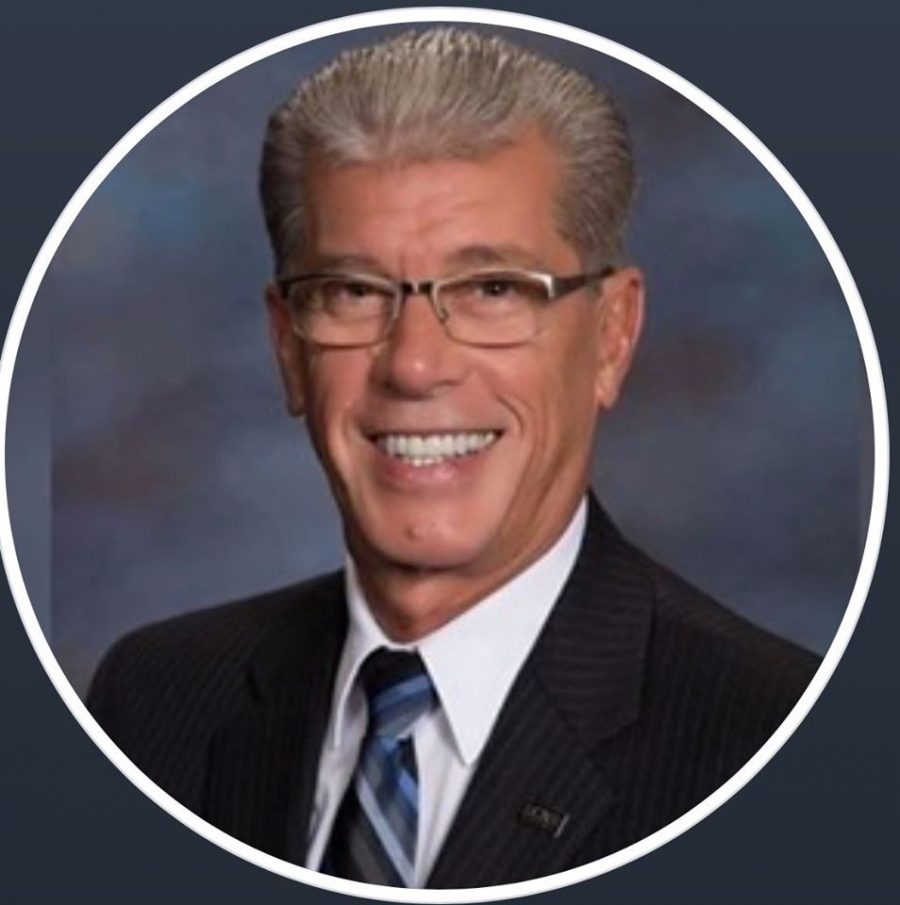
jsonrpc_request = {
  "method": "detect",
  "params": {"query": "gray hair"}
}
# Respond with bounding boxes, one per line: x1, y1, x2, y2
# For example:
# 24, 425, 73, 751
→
260, 27, 635, 275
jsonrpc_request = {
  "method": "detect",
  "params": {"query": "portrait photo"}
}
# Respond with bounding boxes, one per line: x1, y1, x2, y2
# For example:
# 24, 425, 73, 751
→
1, 8, 885, 899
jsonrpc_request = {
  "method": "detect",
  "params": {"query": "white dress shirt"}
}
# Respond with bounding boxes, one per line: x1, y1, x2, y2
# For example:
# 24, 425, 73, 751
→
305, 498, 587, 887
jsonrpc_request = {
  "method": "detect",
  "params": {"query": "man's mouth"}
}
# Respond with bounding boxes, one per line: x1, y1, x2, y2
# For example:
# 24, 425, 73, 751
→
372, 431, 502, 468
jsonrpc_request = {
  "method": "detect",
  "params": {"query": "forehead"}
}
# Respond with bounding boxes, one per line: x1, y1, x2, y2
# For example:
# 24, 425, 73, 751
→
301, 129, 579, 273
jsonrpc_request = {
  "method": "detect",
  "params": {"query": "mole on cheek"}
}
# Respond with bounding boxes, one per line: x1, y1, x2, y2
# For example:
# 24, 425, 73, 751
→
404, 524, 424, 541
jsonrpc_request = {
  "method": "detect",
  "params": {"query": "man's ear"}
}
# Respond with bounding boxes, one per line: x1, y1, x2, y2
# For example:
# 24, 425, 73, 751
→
593, 266, 645, 411
265, 282, 306, 417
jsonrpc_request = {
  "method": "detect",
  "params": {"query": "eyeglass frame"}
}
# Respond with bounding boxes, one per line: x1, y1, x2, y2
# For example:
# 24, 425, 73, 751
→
276, 265, 617, 349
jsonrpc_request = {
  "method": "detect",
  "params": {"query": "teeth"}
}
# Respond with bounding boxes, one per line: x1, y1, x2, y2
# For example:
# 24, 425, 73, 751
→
377, 431, 499, 466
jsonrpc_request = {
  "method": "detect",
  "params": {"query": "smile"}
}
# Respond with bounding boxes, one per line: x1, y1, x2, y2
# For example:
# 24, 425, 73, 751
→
374, 431, 501, 467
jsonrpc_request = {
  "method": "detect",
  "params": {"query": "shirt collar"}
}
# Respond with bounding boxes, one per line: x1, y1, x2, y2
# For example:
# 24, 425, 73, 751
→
330, 498, 588, 766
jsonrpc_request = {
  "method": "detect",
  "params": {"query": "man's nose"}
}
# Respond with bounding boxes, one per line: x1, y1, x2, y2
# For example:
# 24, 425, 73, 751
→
375, 290, 467, 396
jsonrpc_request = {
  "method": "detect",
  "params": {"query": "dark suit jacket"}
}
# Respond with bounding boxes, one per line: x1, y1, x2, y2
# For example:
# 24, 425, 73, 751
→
88, 498, 820, 888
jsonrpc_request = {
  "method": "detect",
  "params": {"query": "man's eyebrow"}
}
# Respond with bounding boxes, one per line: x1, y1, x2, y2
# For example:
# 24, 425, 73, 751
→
301, 253, 389, 275
298, 245, 548, 277
444, 245, 548, 271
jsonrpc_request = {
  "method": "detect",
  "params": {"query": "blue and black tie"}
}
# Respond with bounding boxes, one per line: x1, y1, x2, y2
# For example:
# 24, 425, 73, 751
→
322, 648, 436, 887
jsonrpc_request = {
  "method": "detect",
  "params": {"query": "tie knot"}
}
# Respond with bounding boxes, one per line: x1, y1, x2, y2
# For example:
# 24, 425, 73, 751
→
358, 648, 435, 738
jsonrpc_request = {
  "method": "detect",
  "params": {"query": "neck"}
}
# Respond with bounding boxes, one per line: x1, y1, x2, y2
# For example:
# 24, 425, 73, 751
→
354, 568, 495, 642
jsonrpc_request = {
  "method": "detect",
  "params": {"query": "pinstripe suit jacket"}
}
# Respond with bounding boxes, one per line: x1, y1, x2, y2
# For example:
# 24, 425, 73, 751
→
88, 497, 819, 888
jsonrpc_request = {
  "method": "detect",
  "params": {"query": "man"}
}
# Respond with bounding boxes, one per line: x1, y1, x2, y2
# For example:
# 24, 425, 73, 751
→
88, 28, 819, 889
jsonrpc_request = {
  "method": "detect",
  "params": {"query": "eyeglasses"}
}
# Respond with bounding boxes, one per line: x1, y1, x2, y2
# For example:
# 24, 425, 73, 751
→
277, 267, 616, 348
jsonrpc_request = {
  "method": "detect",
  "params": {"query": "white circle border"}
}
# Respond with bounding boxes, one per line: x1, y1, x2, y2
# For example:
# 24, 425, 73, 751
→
0, 6, 889, 903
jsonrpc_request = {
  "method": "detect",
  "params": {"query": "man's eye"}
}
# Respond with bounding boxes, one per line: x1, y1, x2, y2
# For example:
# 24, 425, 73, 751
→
327, 280, 380, 300
479, 279, 517, 297
342, 282, 378, 298
312, 279, 392, 320
443, 275, 547, 312
465, 277, 533, 302
469, 276, 547, 304
316, 281, 391, 311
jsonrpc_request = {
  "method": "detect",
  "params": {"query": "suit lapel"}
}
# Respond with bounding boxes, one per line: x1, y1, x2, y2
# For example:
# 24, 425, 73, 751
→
428, 497, 655, 888
204, 573, 347, 865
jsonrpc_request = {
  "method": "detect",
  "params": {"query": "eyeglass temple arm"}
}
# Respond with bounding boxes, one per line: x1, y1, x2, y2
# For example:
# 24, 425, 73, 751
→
551, 266, 616, 299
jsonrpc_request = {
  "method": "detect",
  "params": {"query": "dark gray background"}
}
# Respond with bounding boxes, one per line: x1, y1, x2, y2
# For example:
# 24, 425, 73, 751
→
1, 1, 896, 903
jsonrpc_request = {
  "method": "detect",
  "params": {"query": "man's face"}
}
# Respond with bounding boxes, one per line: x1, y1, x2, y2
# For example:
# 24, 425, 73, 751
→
268, 129, 643, 630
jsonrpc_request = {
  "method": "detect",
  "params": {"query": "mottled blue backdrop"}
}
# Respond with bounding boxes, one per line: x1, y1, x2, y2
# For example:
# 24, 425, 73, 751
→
24, 25, 866, 697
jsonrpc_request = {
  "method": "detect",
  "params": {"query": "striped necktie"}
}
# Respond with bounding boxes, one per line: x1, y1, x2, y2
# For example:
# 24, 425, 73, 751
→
322, 648, 436, 887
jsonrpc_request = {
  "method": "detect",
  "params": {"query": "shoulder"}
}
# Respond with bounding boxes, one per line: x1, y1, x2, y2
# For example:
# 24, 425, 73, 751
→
642, 553, 820, 710
90, 571, 343, 702
86, 571, 344, 802
572, 498, 820, 710
617, 544, 820, 792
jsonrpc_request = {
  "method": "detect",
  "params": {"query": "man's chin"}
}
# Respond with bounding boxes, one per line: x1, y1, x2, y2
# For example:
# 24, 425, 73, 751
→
350, 524, 500, 579
364, 542, 487, 576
